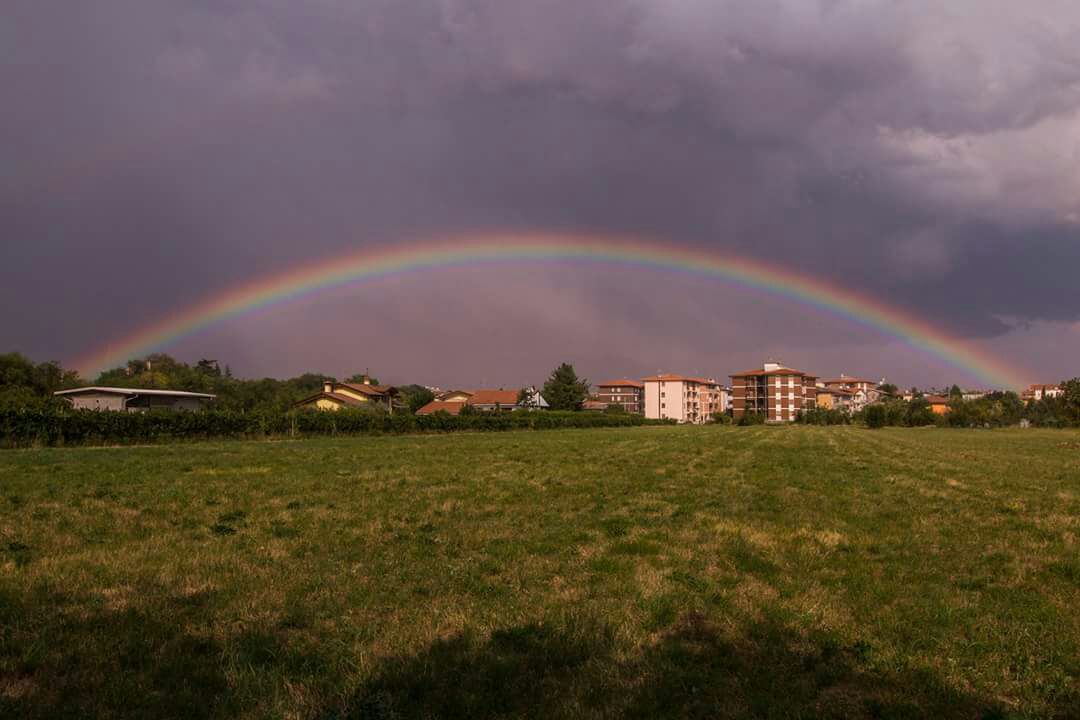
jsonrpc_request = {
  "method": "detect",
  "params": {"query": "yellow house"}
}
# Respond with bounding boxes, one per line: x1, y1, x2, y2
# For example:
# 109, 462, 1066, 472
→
293, 380, 398, 412
816, 387, 855, 412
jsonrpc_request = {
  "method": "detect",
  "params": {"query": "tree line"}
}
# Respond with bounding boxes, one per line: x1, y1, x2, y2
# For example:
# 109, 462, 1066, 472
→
0, 353, 594, 414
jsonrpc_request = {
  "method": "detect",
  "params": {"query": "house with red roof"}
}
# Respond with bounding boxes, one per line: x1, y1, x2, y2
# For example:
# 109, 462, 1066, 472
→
293, 379, 399, 412
416, 388, 547, 415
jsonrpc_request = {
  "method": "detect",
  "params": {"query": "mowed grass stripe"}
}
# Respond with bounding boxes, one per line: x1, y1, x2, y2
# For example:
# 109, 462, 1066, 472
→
1, 426, 1078, 718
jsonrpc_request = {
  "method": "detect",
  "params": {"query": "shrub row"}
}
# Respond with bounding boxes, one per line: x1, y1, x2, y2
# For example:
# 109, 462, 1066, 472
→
0, 408, 667, 447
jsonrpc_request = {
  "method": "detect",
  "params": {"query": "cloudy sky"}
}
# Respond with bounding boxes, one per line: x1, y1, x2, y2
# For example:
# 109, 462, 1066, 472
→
3, 0, 1079, 389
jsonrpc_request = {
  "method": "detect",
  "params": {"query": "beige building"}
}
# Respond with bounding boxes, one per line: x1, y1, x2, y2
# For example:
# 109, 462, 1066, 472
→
642, 374, 727, 424
293, 380, 398, 412
54, 387, 216, 412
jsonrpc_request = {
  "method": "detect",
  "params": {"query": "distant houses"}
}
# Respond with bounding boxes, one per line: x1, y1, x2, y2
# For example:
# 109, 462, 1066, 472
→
818, 374, 884, 413
54, 386, 216, 412
415, 388, 547, 415
53, 361, 1055, 424
1022, 384, 1063, 402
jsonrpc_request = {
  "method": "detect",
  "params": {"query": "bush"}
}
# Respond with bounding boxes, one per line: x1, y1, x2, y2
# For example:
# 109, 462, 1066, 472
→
864, 404, 886, 429
0, 408, 669, 448
737, 412, 766, 426
795, 408, 850, 426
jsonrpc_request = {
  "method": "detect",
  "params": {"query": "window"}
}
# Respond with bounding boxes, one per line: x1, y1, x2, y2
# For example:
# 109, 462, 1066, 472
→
661, 392, 665, 398
661, 402, 666, 409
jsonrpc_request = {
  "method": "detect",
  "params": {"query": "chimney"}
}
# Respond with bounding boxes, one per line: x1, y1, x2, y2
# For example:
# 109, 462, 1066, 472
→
363, 376, 371, 385
763, 361, 782, 372
323, 381, 334, 394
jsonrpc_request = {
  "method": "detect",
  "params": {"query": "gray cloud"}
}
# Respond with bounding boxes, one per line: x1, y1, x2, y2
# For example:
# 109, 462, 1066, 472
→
2, 0, 1078, 385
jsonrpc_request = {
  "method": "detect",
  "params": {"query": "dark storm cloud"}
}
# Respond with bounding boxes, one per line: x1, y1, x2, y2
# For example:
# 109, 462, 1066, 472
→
2, 0, 1078, 381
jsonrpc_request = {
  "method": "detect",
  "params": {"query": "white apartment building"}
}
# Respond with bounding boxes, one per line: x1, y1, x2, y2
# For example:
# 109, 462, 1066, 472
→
642, 374, 728, 424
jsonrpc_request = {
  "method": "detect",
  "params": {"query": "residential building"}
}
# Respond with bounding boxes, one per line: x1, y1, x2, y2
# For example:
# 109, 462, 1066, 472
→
517, 387, 550, 410
816, 387, 854, 413
415, 400, 467, 415
730, 362, 818, 423
467, 389, 522, 411
642, 374, 727, 424
1022, 384, 1063, 402
926, 395, 950, 415
293, 380, 398, 412
416, 388, 546, 414
820, 374, 884, 412
435, 390, 474, 403
594, 379, 644, 414
54, 387, 216, 412
581, 400, 610, 412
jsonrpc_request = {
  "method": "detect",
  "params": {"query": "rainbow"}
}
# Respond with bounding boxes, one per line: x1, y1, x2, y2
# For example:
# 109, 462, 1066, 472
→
73, 231, 1030, 387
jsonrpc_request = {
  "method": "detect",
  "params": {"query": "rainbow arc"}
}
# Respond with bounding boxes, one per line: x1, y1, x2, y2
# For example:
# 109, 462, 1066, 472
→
74, 232, 1031, 388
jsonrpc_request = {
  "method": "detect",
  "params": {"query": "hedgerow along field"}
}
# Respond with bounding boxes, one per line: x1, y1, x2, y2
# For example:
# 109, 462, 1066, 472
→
1, 426, 1078, 719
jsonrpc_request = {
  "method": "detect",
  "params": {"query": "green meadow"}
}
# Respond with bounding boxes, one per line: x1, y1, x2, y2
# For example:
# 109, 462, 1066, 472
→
1, 426, 1078, 719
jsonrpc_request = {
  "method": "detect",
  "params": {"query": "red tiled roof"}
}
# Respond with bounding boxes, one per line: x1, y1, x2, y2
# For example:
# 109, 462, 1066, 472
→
416, 400, 467, 415
641, 374, 720, 385
467, 389, 520, 406
597, 379, 645, 389
730, 367, 814, 377
925, 395, 949, 404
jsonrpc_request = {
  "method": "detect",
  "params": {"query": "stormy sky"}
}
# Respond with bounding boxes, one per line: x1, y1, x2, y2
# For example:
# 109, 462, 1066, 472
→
2, 0, 1079, 389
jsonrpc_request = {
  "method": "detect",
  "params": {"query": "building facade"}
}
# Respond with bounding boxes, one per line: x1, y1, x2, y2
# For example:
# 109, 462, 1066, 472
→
642, 374, 727, 424
594, 380, 644, 414
54, 387, 216, 411
730, 362, 818, 423
816, 387, 854, 413
1022, 384, 1063, 402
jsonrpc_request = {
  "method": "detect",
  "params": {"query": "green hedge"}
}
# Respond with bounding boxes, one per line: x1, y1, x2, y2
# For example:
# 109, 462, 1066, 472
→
0, 408, 667, 447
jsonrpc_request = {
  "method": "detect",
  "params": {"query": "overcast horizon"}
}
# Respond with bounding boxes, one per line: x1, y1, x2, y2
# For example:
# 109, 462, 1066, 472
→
3, 1, 1079, 389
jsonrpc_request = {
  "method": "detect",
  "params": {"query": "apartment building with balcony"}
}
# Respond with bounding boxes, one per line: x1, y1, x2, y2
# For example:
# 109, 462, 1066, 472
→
730, 362, 818, 423
594, 379, 645, 414
642, 374, 728, 424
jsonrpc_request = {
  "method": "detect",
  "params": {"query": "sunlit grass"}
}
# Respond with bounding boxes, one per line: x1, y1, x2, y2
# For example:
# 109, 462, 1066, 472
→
1, 426, 1078, 718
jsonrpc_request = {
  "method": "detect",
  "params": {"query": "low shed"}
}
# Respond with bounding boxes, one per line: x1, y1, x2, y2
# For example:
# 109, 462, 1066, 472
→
54, 387, 216, 412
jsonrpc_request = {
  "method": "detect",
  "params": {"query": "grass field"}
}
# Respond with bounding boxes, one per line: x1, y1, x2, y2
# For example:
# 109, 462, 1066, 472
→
1, 426, 1078, 719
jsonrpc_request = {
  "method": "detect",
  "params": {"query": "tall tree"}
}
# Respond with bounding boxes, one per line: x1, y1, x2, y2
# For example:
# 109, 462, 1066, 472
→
397, 384, 435, 414
542, 363, 589, 411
